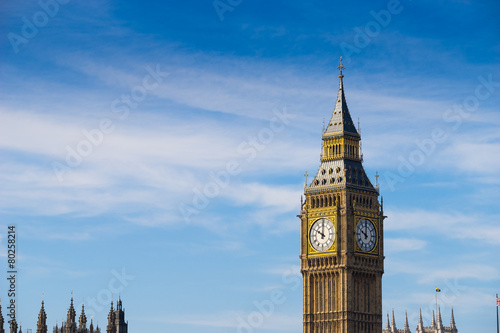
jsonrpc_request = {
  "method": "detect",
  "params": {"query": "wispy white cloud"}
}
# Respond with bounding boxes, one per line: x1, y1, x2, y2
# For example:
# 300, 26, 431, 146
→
385, 209, 500, 245
0, 106, 306, 221
145, 311, 301, 331
418, 264, 500, 284
386, 259, 500, 284
264, 264, 301, 277
224, 183, 302, 213
385, 238, 427, 253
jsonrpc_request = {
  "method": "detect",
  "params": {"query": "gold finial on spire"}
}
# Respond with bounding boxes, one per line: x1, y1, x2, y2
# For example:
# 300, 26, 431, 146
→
337, 56, 345, 78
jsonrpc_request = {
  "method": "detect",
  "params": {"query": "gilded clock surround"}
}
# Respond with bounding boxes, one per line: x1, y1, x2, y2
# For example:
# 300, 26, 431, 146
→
299, 58, 385, 333
308, 216, 337, 256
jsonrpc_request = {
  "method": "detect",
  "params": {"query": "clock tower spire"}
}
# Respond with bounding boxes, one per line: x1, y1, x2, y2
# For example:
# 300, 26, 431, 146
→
299, 58, 384, 333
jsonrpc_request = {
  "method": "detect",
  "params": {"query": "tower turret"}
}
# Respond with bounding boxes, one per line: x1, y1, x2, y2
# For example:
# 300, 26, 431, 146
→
385, 313, 391, 331
66, 297, 76, 333
9, 317, 17, 333
300, 57, 383, 333
431, 310, 436, 328
114, 297, 127, 333
403, 311, 410, 333
36, 301, 48, 333
78, 303, 87, 333
106, 302, 115, 333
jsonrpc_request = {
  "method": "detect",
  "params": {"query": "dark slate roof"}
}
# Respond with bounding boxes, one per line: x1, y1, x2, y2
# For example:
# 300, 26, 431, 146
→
305, 159, 377, 194
323, 77, 359, 138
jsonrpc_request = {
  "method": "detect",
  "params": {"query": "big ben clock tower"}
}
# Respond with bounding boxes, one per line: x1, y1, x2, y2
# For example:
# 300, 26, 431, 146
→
299, 58, 384, 333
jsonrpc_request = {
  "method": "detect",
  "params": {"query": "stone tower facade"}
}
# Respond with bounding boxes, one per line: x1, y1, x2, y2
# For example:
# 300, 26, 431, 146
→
299, 58, 384, 333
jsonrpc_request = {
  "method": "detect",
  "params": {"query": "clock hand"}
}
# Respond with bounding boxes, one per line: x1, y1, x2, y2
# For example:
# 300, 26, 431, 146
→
318, 230, 325, 239
361, 229, 368, 239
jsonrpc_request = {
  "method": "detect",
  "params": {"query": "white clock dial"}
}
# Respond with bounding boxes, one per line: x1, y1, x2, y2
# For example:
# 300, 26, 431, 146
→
356, 219, 377, 252
309, 218, 335, 251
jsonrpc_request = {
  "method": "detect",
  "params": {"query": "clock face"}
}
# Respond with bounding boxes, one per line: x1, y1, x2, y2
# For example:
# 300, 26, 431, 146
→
356, 219, 377, 252
309, 218, 335, 251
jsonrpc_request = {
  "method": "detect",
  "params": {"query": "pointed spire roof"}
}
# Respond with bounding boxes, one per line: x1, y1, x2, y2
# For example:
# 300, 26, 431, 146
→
108, 301, 114, 317
323, 57, 359, 139
404, 311, 410, 332
391, 309, 397, 332
39, 300, 46, 314
385, 313, 391, 330
417, 308, 424, 331
67, 297, 76, 324
450, 308, 456, 329
437, 306, 443, 328
431, 310, 436, 327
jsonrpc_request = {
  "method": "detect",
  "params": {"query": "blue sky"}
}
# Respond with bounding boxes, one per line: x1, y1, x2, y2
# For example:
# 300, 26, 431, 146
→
0, 1, 499, 332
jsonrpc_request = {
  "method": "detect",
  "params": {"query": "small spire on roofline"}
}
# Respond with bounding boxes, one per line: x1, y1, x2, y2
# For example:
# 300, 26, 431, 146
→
450, 307, 457, 329
338, 56, 345, 78
404, 311, 410, 332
